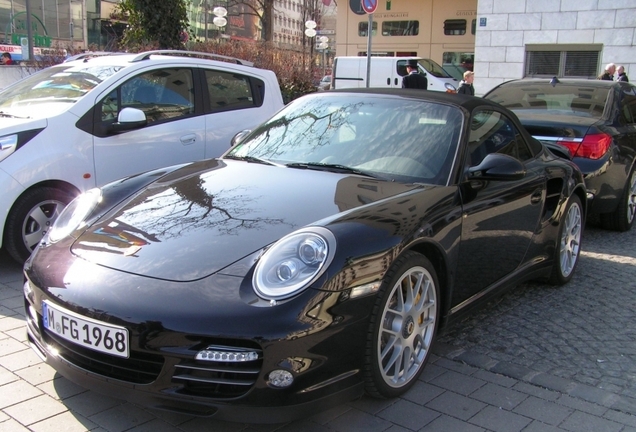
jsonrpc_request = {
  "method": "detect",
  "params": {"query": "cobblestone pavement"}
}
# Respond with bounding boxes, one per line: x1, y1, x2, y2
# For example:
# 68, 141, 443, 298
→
1, 224, 636, 431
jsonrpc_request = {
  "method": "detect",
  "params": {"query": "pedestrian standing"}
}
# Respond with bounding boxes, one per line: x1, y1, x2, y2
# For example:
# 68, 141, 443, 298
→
616, 65, 629, 82
599, 63, 616, 80
0, 53, 13, 65
457, 71, 475, 95
401, 60, 428, 90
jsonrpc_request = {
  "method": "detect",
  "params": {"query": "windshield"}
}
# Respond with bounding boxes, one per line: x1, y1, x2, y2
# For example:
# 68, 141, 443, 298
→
419, 59, 454, 78
486, 83, 610, 119
0, 64, 123, 118
226, 93, 463, 185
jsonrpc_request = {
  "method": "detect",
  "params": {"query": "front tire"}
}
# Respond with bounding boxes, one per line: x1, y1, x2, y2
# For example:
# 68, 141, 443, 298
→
4, 187, 77, 263
600, 168, 636, 232
549, 194, 583, 285
364, 251, 440, 398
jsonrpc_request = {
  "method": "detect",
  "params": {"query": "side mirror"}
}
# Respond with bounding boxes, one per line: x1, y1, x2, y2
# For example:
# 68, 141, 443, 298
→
111, 107, 147, 132
231, 129, 251, 146
468, 153, 525, 181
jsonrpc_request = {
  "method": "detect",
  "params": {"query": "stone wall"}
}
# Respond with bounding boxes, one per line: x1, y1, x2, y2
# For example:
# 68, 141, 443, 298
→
473, 0, 636, 95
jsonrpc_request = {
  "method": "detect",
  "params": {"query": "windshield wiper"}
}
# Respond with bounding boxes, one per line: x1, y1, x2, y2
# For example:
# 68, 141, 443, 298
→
0, 111, 30, 119
224, 154, 282, 166
286, 162, 380, 178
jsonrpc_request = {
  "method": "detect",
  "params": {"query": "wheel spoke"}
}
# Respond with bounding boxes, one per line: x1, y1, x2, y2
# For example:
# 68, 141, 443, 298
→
377, 263, 438, 389
627, 173, 636, 223
560, 202, 581, 276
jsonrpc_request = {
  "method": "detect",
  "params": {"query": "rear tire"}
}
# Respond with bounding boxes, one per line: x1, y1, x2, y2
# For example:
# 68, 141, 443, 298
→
600, 168, 636, 232
364, 251, 440, 398
549, 194, 583, 285
4, 187, 77, 264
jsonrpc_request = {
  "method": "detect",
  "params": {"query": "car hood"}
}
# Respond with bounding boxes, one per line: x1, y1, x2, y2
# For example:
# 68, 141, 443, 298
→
71, 159, 423, 281
512, 111, 600, 139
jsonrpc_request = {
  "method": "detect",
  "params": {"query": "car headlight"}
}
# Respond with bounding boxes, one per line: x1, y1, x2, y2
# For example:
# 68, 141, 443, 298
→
445, 82, 457, 92
47, 188, 102, 243
253, 227, 336, 300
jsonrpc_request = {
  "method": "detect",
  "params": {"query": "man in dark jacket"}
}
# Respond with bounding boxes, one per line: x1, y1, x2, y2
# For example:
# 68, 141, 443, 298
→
616, 65, 629, 82
402, 60, 428, 89
457, 71, 475, 95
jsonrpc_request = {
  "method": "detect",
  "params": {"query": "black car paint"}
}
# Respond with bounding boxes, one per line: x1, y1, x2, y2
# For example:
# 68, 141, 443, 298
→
23, 90, 586, 422
484, 79, 636, 216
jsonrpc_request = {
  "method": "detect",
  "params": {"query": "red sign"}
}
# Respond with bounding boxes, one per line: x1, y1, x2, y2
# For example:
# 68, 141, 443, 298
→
361, 0, 377, 14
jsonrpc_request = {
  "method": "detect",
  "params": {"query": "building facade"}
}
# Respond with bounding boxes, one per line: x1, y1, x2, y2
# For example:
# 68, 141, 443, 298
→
473, 0, 636, 95
335, 0, 478, 79
335, 0, 636, 94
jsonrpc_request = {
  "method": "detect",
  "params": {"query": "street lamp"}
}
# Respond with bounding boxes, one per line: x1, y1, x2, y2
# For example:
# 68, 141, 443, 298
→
304, 20, 317, 74
317, 36, 329, 77
213, 6, 227, 39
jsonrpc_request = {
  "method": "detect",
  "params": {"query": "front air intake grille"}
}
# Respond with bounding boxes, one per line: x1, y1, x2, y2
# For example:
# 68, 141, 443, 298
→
43, 329, 164, 384
173, 347, 263, 398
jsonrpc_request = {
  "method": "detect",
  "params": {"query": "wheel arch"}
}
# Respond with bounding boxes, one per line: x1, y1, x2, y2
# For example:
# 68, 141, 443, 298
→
2, 179, 81, 250
404, 241, 451, 321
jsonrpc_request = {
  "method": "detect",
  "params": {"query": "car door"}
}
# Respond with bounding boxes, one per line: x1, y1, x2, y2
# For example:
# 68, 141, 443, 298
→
452, 109, 545, 306
92, 67, 206, 186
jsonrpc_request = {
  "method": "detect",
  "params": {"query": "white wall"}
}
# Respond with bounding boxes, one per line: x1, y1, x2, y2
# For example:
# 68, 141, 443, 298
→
473, 0, 636, 95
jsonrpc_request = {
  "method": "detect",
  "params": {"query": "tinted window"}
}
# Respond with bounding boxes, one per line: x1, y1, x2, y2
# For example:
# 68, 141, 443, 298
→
468, 110, 533, 166
444, 19, 466, 35
486, 83, 609, 119
358, 21, 377, 37
204, 70, 259, 113
620, 89, 636, 125
382, 21, 419, 36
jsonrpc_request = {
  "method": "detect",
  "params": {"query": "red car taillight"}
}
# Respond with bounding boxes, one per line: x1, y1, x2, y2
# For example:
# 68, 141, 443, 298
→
560, 133, 612, 160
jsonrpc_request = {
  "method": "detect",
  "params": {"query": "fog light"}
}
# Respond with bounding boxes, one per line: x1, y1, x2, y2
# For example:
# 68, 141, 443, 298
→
268, 369, 294, 388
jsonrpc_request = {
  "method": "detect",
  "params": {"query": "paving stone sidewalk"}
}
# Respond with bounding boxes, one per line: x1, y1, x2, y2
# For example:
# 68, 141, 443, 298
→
1, 224, 636, 431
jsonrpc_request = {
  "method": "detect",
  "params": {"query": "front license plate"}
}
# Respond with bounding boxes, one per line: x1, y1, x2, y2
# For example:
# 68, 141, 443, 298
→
42, 300, 129, 358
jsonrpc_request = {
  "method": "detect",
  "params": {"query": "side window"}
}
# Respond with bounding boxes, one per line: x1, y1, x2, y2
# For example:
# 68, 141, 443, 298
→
204, 70, 259, 113
99, 68, 194, 125
468, 110, 533, 166
620, 90, 636, 125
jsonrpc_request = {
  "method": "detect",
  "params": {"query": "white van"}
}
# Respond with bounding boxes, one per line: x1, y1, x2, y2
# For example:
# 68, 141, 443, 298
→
331, 56, 458, 92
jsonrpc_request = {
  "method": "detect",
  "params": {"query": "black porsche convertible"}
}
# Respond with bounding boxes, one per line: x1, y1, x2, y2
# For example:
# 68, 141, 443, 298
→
23, 89, 586, 423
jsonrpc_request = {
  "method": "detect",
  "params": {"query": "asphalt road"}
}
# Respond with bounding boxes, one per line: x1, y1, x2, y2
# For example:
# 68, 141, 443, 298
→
1, 221, 635, 431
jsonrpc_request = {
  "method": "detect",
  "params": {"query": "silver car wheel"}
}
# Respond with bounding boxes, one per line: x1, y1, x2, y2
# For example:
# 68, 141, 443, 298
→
22, 199, 66, 251
378, 265, 437, 388
559, 199, 582, 278
626, 170, 636, 225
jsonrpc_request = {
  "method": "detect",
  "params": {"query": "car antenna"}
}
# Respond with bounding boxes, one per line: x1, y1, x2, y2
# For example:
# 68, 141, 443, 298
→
550, 76, 560, 87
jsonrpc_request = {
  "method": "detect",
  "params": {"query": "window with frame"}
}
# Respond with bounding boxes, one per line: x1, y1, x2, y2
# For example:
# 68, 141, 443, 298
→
100, 68, 194, 125
468, 110, 533, 166
382, 20, 419, 36
204, 69, 259, 112
444, 19, 466, 35
358, 21, 377, 37
525, 45, 601, 78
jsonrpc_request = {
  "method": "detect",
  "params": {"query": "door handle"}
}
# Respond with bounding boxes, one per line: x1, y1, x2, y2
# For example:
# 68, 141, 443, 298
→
180, 134, 196, 145
530, 189, 542, 204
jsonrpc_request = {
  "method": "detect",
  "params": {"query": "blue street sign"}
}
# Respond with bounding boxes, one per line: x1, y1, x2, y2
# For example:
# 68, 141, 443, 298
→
361, 0, 377, 14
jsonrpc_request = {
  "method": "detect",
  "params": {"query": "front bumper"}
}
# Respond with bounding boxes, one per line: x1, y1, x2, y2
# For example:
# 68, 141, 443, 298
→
22, 254, 371, 424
